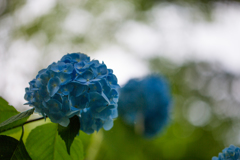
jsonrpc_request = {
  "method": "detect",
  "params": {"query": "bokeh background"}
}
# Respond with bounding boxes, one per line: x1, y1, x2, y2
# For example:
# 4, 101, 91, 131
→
1, 0, 240, 159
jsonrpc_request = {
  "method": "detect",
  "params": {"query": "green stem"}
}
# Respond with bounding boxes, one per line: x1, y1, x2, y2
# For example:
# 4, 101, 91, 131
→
24, 117, 46, 125
0, 117, 46, 133
20, 126, 24, 140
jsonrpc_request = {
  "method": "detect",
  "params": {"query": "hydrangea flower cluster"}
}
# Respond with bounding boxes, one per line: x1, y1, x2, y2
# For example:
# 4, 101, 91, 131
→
24, 53, 119, 134
118, 75, 172, 138
212, 145, 240, 160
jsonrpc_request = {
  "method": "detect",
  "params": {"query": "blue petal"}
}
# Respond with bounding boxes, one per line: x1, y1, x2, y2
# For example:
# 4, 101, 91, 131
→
75, 76, 87, 83
90, 67, 98, 77
46, 99, 62, 113
25, 87, 30, 92
108, 89, 119, 104
47, 70, 56, 78
75, 71, 96, 85
70, 92, 89, 109
57, 72, 72, 85
47, 77, 61, 97
38, 86, 50, 100
83, 70, 94, 80
66, 110, 80, 118
58, 62, 67, 71
92, 119, 104, 132
59, 118, 70, 127
62, 52, 90, 63
29, 80, 38, 89
62, 96, 70, 112
107, 74, 118, 85
50, 61, 73, 74
80, 110, 95, 134
71, 106, 79, 111
74, 61, 85, 70
109, 89, 118, 97
79, 53, 90, 62
89, 82, 102, 93
81, 63, 93, 70
103, 119, 113, 130
75, 68, 87, 75
24, 91, 35, 102
88, 60, 100, 67
106, 104, 117, 109
108, 69, 113, 74
111, 108, 118, 119
62, 63, 74, 74
60, 54, 72, 63
38, 69, 48, 75
97, 64, 107, 76
48, 112, 64, 123
35, 76, 43, 87
59, 83, 74, 95
52, 93, 62, 103
71, 53, 84, 63
39, 72, 50, 85
99, 79, 111, 95
71, 83, 86, 97
50, 62, 65, 72
89, 92, 109, 108
101, 92, 110, 104
94, 108, 112, 120
90, 78, 101, 82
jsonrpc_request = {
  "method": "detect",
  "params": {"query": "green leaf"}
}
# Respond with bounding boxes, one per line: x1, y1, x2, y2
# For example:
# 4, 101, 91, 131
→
0, 135, 32, 160
0, 97, 22, 134
26, 123, 84, 160
0, 97, 19, 123
0, 108, 35, 133
58, 115, 80, 155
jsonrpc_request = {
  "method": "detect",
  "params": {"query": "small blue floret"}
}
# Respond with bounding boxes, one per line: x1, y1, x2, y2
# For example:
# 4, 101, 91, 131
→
212, 145, 240, 160
47, 77, 61, 97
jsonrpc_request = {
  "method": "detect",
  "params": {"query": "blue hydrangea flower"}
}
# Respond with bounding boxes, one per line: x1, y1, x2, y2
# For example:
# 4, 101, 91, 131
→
212, 145, 240, 160
24, 52, 120, 133
118, 75, 172, 138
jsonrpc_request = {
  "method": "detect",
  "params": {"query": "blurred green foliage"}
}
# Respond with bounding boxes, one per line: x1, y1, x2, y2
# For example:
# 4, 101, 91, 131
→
1, 0, 240, 159
88, 58, 240, 160
1, 0, 239, 55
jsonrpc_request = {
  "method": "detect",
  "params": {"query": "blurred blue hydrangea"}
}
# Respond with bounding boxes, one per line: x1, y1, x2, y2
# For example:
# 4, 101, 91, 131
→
24, 52, 120, 133
212, 145, 240, 160
118, 75, 172, 138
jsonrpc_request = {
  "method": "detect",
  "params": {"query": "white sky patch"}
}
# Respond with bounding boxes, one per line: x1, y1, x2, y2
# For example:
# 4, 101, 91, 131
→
98, 1, 134, 22
63, 9, 93, 34
116, 3, 240, 73
1, 40, 40, 111
187, 101, 212, 127
15, 0, 56, 25
92, 45, 150, 86
190, 4, 240, 73
116, 21, 162, 57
